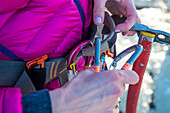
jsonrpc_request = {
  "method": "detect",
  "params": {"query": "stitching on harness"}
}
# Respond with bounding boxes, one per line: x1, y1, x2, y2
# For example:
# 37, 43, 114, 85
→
53, 61, 60, 78
59, 68, 67, 74
50, 62, 55, 79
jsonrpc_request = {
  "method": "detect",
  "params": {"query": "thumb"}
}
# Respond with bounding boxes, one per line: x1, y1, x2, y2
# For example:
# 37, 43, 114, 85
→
119, 70, 139, 85
93, 0, 107, 25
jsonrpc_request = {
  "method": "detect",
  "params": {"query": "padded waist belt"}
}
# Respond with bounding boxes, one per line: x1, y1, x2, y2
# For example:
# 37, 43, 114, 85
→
0, 57, 68, 95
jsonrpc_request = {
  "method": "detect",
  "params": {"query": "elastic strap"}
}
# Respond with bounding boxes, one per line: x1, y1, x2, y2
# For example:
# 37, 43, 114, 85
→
26, 68, 46, 90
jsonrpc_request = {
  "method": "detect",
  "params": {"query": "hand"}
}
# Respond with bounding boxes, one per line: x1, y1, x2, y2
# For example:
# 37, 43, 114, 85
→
93, 0, 140, 36
49, 68, 139, 113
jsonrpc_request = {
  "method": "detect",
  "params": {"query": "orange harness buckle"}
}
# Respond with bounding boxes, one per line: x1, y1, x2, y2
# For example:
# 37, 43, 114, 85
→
26, 55, 48, 69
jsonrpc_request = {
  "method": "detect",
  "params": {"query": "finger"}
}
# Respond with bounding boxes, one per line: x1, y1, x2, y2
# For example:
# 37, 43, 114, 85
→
122, 31, 136, 36
118, 70, 139, 85
93, 0, 107, 25
114, 1, 139, 32
115, 14, 138, 32
113, 107, 119, 113
78, 67, 95, 77
122, 32, 128, 36
122, 18, 141, 36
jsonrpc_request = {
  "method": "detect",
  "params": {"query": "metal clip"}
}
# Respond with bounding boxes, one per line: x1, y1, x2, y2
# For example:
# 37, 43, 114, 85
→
109, 44, 143, 70
69, 63, 77, 74
68, 70, 76, 81
68, 63, 78, 81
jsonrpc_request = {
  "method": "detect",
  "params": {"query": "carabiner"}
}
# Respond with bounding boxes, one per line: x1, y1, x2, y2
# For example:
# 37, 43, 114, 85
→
100, 54, 107, 71
84, 56, 93, 69
67, 40, 93, 80
110, 44, 143, 70
93, 37, 101, 72
69, 63, 77, 73
82, 12, 116, 56
67, 40, 93, 70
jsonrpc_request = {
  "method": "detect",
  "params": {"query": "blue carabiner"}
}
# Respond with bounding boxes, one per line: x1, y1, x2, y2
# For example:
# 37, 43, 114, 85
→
110, 44, 143, 70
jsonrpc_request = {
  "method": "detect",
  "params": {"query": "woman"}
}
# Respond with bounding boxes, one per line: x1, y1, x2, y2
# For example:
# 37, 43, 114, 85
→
0, 0, 139, 112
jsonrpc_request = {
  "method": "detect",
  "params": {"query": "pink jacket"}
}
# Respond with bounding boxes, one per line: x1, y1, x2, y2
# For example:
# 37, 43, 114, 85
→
0, 0, 92, 112
0, 87, 22, 113
0, 0, 92, 61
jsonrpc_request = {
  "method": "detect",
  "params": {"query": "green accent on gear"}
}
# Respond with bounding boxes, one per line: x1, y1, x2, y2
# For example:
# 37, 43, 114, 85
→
115, 105, 119, 109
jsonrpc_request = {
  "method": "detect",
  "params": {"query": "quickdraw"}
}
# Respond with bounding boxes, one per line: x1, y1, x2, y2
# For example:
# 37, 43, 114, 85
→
110, 44, 143, 70
93, 37, 101, 72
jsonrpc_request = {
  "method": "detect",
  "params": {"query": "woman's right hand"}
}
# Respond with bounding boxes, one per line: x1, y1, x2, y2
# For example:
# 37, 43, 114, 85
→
93, 0, 140, 36
49, 68, 139, 113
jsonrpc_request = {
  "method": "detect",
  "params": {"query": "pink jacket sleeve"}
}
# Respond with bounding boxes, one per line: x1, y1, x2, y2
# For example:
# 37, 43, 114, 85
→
0, 0, 30, 13
0, 87, 22, 113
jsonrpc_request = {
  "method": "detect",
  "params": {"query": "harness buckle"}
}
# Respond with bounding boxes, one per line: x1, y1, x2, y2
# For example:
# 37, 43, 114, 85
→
26, 55, 48, 69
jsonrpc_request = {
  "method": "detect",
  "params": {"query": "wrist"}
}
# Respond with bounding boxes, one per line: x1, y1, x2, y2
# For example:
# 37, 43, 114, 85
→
22, 89, 52, 113
49, 88, 64, 113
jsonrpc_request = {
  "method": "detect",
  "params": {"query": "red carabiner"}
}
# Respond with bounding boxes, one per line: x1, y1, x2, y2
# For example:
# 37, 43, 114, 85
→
67, 40, 93, 70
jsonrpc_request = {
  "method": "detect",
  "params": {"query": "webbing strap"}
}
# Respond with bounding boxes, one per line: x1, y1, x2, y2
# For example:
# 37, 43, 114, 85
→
0, 60, 36, 95
0, 44, 23, 61
0, 60, 25, 86
0, 57, 68, 94
14, 70, 36, 95
44, 57, 68, 83
58, 69, 68, 87
26, 68, 46, 90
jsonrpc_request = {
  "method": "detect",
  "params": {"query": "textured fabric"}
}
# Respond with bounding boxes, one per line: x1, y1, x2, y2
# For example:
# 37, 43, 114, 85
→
44, 57, 85, 90
0, 0, 92, 61
0, 87, 22, 113
76, 56, 86, 72
22, 89, 52, 113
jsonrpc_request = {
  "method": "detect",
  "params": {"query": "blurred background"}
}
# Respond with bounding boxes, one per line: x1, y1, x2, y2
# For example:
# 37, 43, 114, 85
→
113, 0, 170, 113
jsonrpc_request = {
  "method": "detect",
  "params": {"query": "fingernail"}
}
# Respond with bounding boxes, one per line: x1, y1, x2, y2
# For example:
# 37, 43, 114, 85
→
95, 17, 102, 23
115, 29, 121, 33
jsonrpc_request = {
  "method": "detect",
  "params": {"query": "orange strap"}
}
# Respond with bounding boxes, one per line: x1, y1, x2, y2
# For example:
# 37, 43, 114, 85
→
104, 49, 114, 57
